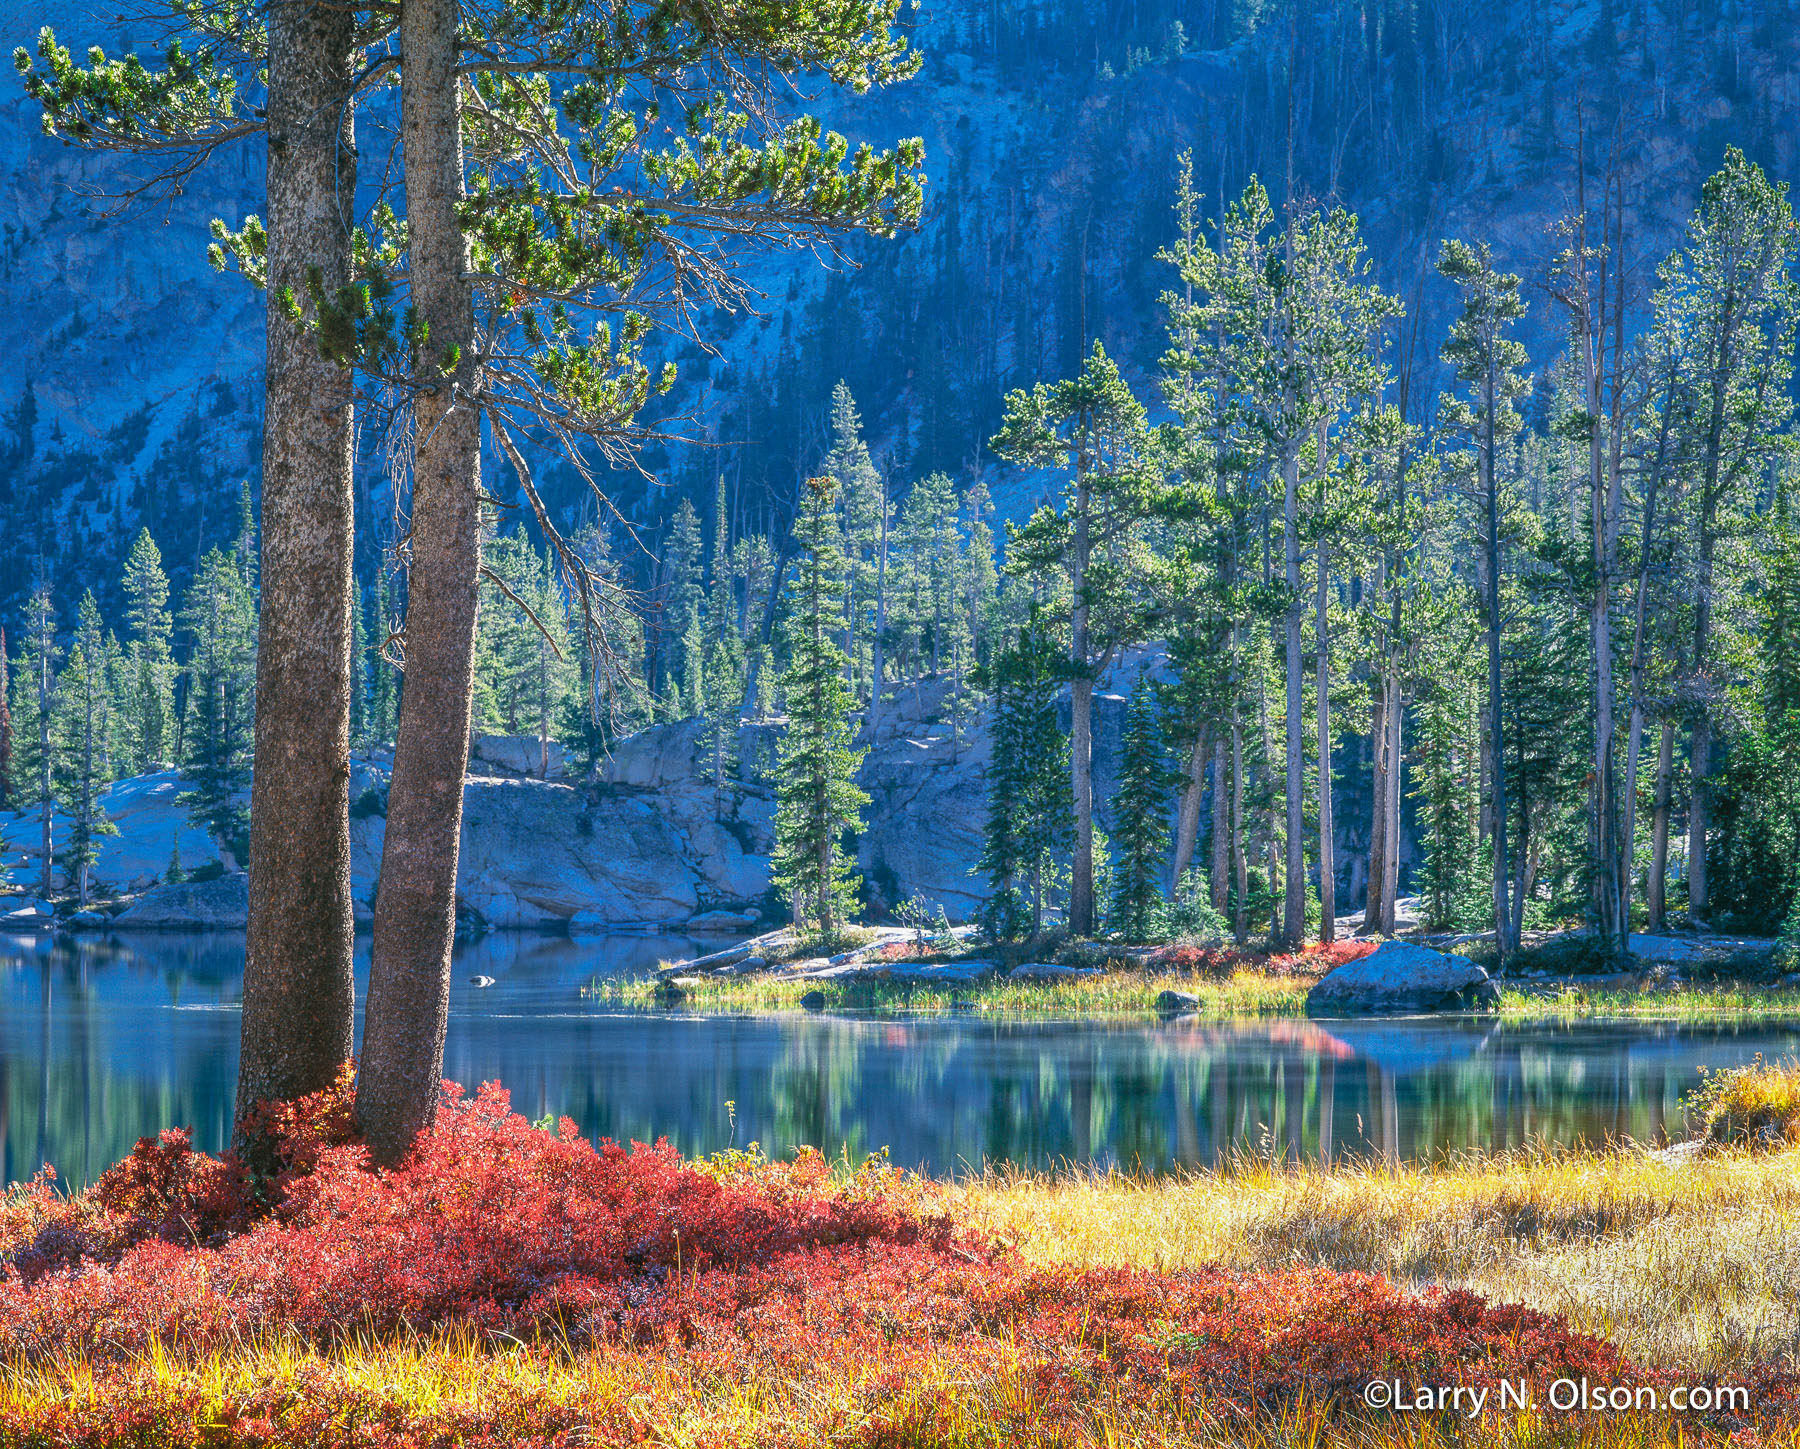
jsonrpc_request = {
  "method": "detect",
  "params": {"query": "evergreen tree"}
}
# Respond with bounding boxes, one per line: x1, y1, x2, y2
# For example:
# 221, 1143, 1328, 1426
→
827, 382, 886, 701
10, 585, 58, 899
994, 341, 1162, 936
120, 528, 175, 773
53, 592, 119, 904
1438, 239, 1531, 958
1659, 151, 1800, 922
349, 580, 368, 749
560, 521, 651, 772
179, 547, 257, 863
658, 500, 705, 718
1411, 605, 1484, 930
476, 529, 577, 774
771, 475, 870, 937
368, 571, 399, 746
960, 481, 1000, 671
1109, 687, 1168, 941
700, 476, 746, 797
0, 628, 11, 812
733, 531, 779, 718
978, 608, 1072, 938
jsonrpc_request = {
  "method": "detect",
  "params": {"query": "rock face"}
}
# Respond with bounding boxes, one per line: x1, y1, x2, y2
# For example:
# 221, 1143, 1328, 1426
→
1305, 941, 1499, 1016
112, 873, 250, 929
471, 733, 566, 780
0, 660, 1172, 931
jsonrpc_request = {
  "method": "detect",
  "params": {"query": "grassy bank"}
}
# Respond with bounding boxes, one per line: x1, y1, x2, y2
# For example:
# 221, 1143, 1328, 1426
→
5, 1068, 1800, 1446
958, 1144, 1800, 1373
589, 954, 1800, 1020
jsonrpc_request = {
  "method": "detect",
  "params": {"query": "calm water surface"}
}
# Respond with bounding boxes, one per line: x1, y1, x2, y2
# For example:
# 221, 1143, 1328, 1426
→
4, 931, 1798, 1186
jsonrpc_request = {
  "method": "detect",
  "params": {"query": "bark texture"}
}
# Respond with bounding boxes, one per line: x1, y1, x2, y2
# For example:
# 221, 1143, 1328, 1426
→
236, 0, 360, 1127
358, 0, 482, 1167
1169, 729, 1209, 890
1315, 540, 1333, 943
1281, 439, 1305, 949
1068, 476, 1095, 936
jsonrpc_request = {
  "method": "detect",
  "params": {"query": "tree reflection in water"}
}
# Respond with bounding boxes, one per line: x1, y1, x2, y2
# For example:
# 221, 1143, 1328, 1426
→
3, 931, 1798, 1186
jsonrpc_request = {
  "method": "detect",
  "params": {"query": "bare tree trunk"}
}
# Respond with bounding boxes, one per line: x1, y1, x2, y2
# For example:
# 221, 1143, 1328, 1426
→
741, 533, 795, 721
1585, 277, 1627, 954
1620, 414, 1671, 939
1688, 517, 1718, 921
1366, 672, 1387, 931
1170, 728, 1211, 889
1209, 737, 1229, 912
36, 626, 50, 902
1649, 718, 1675, 930
1380, 673, 1401, 935
1068, 472, 1095, 936
1482, 368, 1515, 966
867, 477, 888, 739
237, 0, 359, 1127
358, 0, 482, 1167
1281, 437, 1305, 949
1260, 658, 1281, 942
1687, 330, 1733, 920
1231, 703, 1247, 943
1316, 539, 1334, 943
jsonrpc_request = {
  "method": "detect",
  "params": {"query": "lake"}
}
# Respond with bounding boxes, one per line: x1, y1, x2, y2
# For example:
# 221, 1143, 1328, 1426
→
4, 930, 1798, 1186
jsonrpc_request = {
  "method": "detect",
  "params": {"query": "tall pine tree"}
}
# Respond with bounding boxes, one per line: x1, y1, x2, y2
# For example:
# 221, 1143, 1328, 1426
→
771, 475, 870, 937
1109, 688, 1168, 941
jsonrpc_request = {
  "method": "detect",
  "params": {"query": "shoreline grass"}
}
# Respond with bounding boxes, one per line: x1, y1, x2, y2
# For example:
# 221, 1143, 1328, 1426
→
585, 965, 1800, 1021
955, 1141, 1800, 1375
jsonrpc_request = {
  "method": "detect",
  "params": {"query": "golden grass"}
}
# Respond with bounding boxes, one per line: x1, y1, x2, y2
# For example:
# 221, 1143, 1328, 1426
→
9, 1149, 1800, 1444
1691, 1056, 1800, 1144
954, 1143, 1800, 1374
592, 964, 1320, 1015
589, 965, 1800, 1021
5, 1327, 1793, 1449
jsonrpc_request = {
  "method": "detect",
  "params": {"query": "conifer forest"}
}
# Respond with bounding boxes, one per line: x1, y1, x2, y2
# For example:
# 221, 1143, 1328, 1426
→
10, 2, 1800, 1442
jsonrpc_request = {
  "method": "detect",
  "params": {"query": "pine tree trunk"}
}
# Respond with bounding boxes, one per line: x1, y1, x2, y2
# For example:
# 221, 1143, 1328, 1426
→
237, 0, 359, 1127
868, 481, 888, 740
1483, 368, 1514, 965
79, 704, 93, 907
1688, 516, 1719, 921
1382, 674, 1400, 935
1209, 737, 1229, 912
37, 638, 50, 902
1231, 701, 1246, 943
1170, 727, 1210, 890
1688, 340, 1732, 922
1366, 671, 1387, 931
1649, 718, 1675, 930
358, 0, 482, 1167
1260, 654, 1281, 942
1588, 325, 1626, 953
1316, 540, 1333, 944
1068, 471, 1094, 936
1619, 444, 1668, 941
1281, 437, 1305, 949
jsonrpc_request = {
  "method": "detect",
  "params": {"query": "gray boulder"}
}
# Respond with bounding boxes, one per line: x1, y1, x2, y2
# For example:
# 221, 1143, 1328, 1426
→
1305, 941, 1498, 1016
1009, 962, 1102, 981
0, 897, 56, 926
112, 873, 250, 929
471, 733, 565, 779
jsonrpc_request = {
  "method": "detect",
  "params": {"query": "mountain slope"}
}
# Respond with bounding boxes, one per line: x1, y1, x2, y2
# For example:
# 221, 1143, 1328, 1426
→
2, 0, 1797, 617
